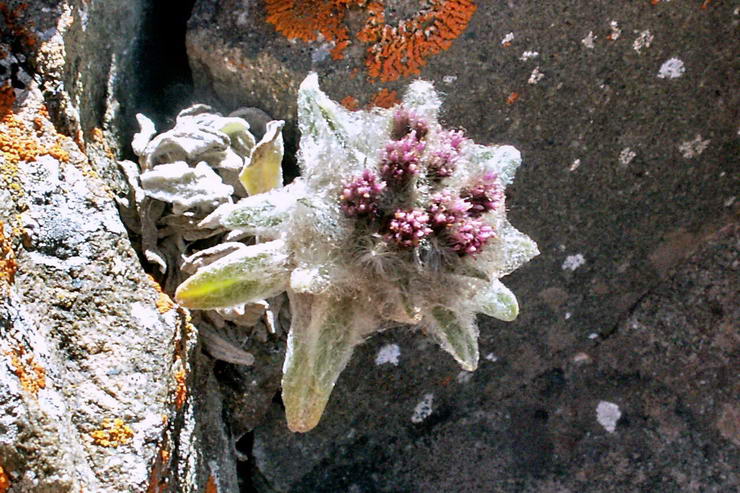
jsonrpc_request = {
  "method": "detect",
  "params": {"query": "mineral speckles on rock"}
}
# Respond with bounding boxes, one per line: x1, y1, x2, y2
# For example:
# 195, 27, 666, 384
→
678, 135, 710, 158
607, 21, 621, 41
375, 343, 401, 366
528, 67, 544, 85
519, 50, 539, 61
562, 254, 586, 271
500, 32, 514, 46
411, 393, 434, 423
581, 31, 596, 49
657, 57, 686, 79
618, 148, 636, 166
596, 401, 621, 433
633, 30, 654, 53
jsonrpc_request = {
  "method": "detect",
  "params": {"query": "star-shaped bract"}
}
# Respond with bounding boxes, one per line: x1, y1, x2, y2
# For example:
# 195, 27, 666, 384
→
175, 73, 539, 432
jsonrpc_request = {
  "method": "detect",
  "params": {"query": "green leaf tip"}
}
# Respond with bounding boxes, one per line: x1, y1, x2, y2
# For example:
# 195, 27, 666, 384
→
175, 240, 289, 310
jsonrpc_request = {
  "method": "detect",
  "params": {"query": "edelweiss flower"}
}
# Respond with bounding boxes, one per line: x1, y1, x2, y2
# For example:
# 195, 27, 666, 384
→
175, 73, 539, 432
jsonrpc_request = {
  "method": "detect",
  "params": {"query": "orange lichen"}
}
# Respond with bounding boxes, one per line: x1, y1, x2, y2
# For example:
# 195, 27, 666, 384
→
369, 88, 399, 108
205, 475, 218, 493
264, 0, 360, 60
0, 222, 16, 291
0, 83, 14, 117
359, 0, 477, 82
174, 366, 187, 410
264, 1, 476, 82
0, 2, 37, 50
340, 95, 360, 111
700, 0, 712, 8
147, 446, 171, 493
1, 101, 73, 208
0, 464, 9, 493
147, 275, 176, 314
506, 91, 520, 105
90, 418, 134, 447
6, 345, 46, 396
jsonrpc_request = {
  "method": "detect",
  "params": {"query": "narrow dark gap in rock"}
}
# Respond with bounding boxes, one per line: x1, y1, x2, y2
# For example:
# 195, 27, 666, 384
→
135, 0, 196, 131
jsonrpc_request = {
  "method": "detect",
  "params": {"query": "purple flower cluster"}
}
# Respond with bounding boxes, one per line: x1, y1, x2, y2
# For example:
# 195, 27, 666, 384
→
427, 191, 470, 231
339, 169, 386, 217
449, 219, 494, 255
380, 133, 426, 185
391, 108, 429, 141
339, 106, 504, 257
427, 130, 466, 179
460, 172, 504, 217
386, 208, 433, 248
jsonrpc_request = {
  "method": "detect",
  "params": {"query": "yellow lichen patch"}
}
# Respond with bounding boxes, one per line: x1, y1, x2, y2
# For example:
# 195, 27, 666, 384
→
5, 345, 46, 396
146, 274, 176, 314
90, 418, 134, 447
369, 88, 399, 108
1, 101, 75, 209
0, 222, 17, 292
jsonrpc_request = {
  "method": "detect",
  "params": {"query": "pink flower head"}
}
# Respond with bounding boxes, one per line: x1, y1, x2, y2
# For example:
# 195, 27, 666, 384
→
380, 134, 426, 185
427, 129, 466, 179
460, 172, 504, 217
339, 169, 387, 217
391, 108, 429, 140
449, 218, 495, 256
386, 208, 433, 248
426, 191, 471, 231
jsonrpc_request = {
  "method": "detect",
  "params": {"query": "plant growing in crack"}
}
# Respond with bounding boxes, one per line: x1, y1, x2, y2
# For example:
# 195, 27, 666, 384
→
175, 73, 539, 432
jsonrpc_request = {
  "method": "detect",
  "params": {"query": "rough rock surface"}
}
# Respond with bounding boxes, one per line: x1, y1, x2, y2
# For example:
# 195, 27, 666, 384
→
253, 224, 738, 492
187, 1, 738, 491
0, 1, 236, 492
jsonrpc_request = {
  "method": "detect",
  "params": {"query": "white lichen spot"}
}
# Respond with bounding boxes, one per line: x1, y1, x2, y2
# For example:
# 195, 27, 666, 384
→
411, 393, 434, 423
573, 352, 592, 364
485, 352, 499, 362
569, 159, 581, 171
501, 32, 515, 45
678, 135, 710, 158
562, 254, 586, 271
375, 343, 401, 366
565, 312, 572, 320
724, 196, 735, 207
657, 58, 686, 79
581, 31, 596, 49
608, 21, 621, 41
519, 50, 539, 61
619, 148, 636, 166
442, 75, 458, 85
528, 67, 544, 85
632, 30, 654, 53
456, 371, 473, 383
588, 332, 599, 340
596, 401, 621, 433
